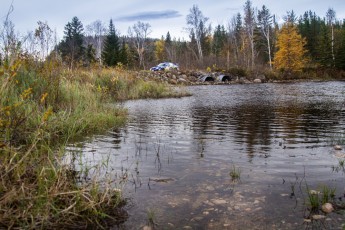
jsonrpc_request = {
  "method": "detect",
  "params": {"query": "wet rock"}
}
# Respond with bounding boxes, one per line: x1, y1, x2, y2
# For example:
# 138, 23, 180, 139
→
206, 185, 215, 191
149, 177, 174, 183
253, 199, 260, 205
211, 199, 227, 205
334, 145, 343, 150
203, 200, 215, 206
304, 219, 312, 223
312, 214, 326, 220
309, 190, 320, 195
253, 79, 262, 83
203, 211, 210, 215
334, 152, 345, 158
178, 78, 187, 83
322, 203, 334, 213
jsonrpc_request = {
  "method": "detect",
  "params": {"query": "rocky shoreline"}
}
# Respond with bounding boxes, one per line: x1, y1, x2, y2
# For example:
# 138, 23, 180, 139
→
136, 70, 338, 86
137, 70, 266, 85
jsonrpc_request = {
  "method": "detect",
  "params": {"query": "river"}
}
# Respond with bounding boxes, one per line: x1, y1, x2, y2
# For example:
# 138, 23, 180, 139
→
67, 81, 345, 229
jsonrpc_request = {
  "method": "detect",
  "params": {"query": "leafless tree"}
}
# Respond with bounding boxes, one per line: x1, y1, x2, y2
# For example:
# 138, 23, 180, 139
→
186, 5, 209, 62
243, 0, 256, 70
128, 21, 151, 69
34, 21, 53, 60
86, 20, 106, 65
0, 3, 20, 65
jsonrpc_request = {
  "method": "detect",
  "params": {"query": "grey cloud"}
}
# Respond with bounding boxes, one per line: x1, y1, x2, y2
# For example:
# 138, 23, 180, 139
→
116, 10, 182, 21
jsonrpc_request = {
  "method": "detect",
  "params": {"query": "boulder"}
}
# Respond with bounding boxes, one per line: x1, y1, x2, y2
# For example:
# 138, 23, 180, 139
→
334, 145, 343, 150
321, 203, 334, 213
253, 79, 262, 83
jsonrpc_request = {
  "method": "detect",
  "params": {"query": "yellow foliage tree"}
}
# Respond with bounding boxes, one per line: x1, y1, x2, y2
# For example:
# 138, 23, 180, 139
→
154, 38, 166, 62
274, 23, 308, 73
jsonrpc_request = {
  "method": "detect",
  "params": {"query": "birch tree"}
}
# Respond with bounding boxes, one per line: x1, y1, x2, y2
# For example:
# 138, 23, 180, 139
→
243, 0, 256, 69
186, 5, 209, 62
326, 8, 336, 66
257, 5, 273, 69
86, 20, 106, 65
128, 21, 151, 69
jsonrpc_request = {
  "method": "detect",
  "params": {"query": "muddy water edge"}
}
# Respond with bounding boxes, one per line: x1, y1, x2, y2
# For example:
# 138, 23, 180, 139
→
67, 81, 345, 229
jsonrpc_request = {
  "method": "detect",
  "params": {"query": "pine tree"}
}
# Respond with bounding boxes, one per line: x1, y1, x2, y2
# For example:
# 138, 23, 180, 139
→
317, 23, 333, 67
274, 22, 308, 74
119, 39, 129, 66
58, 16, 85, 69
335, 23, 345, 69
85, 44, 96, 66
212, 25, 227, 58
102, 19, 120, 67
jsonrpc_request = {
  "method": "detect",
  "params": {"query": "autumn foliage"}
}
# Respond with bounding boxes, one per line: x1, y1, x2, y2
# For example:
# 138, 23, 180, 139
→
274, 22, 309, 73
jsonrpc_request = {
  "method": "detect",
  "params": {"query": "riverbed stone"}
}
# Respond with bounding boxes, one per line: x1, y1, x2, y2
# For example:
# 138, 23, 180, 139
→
211, 199, 227, 205
322, 203, 334, 213
334, 145, 343, 150
312, 214, 326, 220
253, 79, 262, 83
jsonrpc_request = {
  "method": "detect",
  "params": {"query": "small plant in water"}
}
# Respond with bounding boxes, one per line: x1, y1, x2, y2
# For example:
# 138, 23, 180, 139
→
147, 208, 156, 227
321, 185, 336, 204
230, 165, 241, 181
307, 189, 320, 211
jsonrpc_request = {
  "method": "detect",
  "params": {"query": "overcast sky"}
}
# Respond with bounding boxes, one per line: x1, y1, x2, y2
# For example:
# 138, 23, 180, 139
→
1, 0, 345, 41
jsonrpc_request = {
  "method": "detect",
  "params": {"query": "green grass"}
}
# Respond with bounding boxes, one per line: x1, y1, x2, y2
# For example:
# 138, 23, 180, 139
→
229, 165, 241, 182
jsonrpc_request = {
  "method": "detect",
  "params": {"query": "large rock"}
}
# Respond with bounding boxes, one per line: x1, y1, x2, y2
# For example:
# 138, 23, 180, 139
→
334, 145, 343, 150
253, 79, 262, 83
322, 203, 334, 213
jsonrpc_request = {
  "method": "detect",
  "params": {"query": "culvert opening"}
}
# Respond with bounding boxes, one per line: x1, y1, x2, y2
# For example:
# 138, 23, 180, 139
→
220, 75, 231, 81
204, 76, 214, 82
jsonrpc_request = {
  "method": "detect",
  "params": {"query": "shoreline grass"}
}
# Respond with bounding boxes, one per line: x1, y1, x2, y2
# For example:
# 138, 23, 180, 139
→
0, 59, 187, 228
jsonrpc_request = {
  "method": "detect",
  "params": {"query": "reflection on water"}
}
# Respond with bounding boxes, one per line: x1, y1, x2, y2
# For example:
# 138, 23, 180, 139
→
67, 82, 345, 229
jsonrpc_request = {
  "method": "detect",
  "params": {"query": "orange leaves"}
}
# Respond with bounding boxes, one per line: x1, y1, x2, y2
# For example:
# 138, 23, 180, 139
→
274, 23, 309, 73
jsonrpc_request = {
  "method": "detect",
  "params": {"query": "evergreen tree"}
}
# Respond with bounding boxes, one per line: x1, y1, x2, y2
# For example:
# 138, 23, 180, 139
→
58, 16, 85, 69
165, 31, 172, 46
317, 23, 333, 67
119, 39, 129, 66
335, 23, 345, 69
298, 11, 322, 62
274, 22, 308, 74
212, 25, 227, 58
102, 19, 120, 67
85, 44, 96, 66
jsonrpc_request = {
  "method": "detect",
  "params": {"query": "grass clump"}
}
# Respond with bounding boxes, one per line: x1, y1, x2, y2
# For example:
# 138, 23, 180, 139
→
229, 165, 241, 182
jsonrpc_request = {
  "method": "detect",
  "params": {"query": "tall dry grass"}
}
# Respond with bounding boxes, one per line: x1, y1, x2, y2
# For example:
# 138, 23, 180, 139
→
0, 57, 186, 228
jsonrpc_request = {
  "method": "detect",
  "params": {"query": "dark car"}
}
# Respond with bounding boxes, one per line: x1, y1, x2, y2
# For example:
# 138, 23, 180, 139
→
150, 62, 179, 71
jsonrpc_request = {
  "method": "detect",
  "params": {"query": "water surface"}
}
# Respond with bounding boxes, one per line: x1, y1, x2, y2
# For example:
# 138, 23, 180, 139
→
68, 82, 345, 229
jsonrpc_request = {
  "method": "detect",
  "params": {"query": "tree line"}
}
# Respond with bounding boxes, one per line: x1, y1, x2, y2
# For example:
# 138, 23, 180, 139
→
1, 0, 345, 75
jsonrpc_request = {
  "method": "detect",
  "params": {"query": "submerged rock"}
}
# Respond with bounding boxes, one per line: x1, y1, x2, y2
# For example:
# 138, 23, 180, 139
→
211, 199, 227, 205
312, 214, 326, 220
321, 203, 334, 213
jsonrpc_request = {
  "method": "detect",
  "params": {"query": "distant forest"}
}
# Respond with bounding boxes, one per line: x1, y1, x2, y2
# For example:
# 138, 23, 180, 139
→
1, 0, 345, 74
